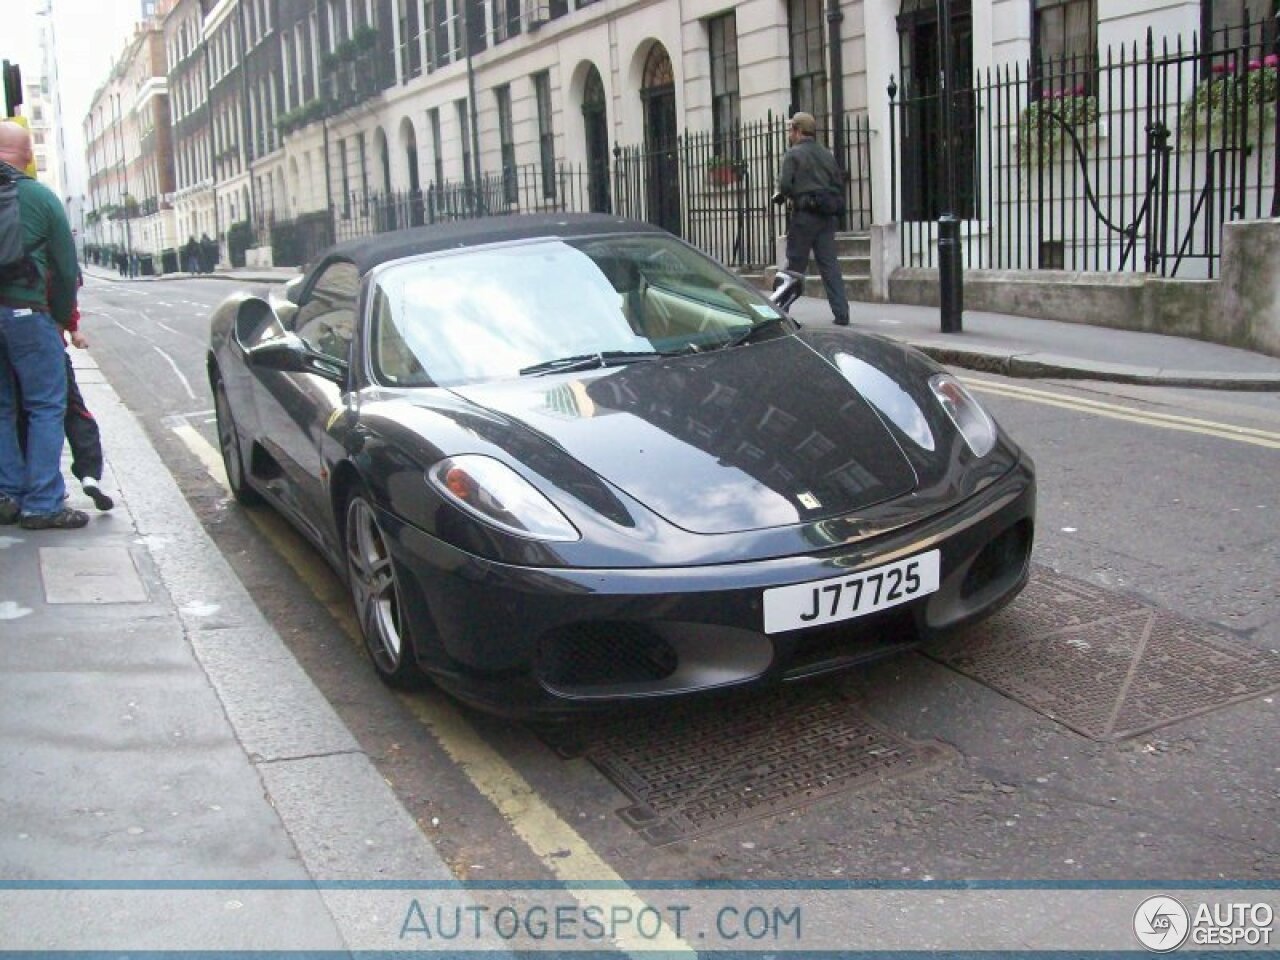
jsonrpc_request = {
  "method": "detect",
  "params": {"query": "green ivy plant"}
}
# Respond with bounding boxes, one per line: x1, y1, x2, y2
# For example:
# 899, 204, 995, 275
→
1179, 57, 1279, 140
1017, 92, 1099, 165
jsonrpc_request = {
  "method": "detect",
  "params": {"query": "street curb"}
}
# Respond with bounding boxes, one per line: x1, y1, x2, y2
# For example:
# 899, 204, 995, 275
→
83, 267, 294, 284
83, 374, 458, 888
911, 343, 1280, 392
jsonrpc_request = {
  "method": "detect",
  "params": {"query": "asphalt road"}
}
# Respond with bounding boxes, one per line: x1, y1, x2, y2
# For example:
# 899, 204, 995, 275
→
77, 273, 1280, 883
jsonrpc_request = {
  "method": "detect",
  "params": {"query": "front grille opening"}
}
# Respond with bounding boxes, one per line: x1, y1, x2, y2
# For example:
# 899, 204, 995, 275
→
539, 623, 678, 688
962, 518, 1032, 600
785, 608, 919, 677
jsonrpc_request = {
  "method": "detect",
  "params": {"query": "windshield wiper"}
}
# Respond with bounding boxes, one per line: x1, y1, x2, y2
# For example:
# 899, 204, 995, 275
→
519, 350, 660, 377
725, 314, 788, 349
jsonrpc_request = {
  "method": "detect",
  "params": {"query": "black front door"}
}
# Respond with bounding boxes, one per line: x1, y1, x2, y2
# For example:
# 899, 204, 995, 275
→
583, 67, 611, 213
897, 0, 975, 221
642, 45, 682, 235
405, 130, 424, 226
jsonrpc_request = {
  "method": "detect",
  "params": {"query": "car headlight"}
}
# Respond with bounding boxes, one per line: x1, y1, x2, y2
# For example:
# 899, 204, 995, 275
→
929, 373, 997, 457
428, 455, 581, 542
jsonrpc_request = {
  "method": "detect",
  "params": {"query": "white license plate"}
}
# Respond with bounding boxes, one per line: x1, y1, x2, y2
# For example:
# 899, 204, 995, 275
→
763, 550, 941, 635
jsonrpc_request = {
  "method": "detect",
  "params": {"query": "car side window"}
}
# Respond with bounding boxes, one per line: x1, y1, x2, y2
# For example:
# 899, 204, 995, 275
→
294, 260, 360, 361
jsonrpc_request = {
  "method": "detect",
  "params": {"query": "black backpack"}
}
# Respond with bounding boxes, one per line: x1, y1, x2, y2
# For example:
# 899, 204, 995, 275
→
0, 166, 41, 287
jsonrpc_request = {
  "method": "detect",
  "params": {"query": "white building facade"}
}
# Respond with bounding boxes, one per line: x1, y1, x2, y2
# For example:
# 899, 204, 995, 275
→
90, 0, 1275, 276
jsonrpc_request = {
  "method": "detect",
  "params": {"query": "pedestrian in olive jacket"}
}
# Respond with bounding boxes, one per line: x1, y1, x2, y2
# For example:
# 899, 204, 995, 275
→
773, 112, 850, 326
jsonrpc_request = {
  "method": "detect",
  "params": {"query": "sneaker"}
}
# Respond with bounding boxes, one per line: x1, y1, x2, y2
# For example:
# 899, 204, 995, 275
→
833, 317, 850, 327
82, 480, 115, 512
0, 494, 18, 525
19, 507, 90, 530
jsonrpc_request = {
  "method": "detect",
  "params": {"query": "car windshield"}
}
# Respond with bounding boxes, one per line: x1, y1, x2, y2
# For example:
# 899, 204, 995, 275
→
368, 234, 789, 387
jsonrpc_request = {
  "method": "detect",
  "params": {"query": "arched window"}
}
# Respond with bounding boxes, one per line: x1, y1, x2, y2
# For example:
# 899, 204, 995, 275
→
582, 66, 609, 213
643, 45, 674, 91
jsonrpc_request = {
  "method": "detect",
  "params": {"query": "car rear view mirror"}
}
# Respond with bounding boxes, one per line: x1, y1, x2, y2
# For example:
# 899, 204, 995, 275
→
247, 333, 347, 383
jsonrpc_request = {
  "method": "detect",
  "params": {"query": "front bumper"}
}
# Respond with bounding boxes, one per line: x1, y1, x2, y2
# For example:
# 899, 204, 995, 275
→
387, 455, 1035, 715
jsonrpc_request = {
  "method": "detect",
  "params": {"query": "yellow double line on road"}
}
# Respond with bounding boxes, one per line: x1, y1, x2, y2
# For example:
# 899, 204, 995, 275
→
963, 378, 1280, 449
174, 424, 694, 956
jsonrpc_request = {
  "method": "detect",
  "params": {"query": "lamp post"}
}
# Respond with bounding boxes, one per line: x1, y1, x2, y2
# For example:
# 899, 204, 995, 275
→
935, 0, 963, 333
85, 110, 98, 247
459, 0, 484, 211
1271, 10, 1279, 219
826, 0, 845, 185
112, 91, 133, 270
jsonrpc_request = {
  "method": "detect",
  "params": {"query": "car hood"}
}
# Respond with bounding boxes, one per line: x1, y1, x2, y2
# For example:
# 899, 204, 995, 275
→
448, 337, 918, 535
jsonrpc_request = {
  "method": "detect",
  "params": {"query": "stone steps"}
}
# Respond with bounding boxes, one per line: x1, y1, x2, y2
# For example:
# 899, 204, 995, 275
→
740, 232, 873, 302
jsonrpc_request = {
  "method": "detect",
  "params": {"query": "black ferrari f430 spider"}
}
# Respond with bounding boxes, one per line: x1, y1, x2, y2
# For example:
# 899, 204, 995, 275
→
208, 213, 1034, 715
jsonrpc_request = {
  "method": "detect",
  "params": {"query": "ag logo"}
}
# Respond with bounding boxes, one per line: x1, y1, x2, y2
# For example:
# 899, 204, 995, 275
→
1134, 895, 1190, 952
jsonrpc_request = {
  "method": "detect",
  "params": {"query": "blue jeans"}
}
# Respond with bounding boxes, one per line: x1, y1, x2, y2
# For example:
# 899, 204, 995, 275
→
0, 307, 69, 515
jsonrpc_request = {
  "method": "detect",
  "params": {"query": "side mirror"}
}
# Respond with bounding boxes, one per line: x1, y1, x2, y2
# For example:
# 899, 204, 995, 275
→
282, 275, 304, 304
247, 333, 347, 384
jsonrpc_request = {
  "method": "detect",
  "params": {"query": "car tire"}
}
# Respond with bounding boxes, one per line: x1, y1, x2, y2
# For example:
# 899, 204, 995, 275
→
213, 377, 264, 506
345, 493, 424, 689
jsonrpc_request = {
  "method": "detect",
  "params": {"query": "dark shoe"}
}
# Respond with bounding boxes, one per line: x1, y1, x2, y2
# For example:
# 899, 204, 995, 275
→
833, 317, 850, 326
19, 507, 90, 530
0, 494, 18, 525
83, 481, 115, 512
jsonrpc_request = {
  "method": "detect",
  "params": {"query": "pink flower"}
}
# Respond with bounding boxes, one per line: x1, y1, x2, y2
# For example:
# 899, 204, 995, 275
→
1072, 83, 1085, 95
1247, 59, 1262, 71
1264, 54, 1279, 68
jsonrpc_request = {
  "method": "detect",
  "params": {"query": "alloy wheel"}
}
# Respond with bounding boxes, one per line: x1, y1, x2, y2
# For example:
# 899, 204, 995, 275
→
214, 380, 261, 505
346, 496, 405, 677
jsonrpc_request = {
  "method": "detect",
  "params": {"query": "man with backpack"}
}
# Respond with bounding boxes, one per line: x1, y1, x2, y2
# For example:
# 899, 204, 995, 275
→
0, 119, 88, 529
772, 112, 851, 327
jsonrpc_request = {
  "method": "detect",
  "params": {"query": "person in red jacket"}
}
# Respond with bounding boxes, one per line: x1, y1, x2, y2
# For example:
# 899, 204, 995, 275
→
57, 300, 112, 510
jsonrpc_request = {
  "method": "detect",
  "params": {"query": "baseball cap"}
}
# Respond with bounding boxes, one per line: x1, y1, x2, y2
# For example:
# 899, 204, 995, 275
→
787, 112, 817, 135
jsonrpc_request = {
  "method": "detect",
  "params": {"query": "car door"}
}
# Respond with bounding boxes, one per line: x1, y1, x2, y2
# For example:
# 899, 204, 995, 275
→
251, 258, 359, 552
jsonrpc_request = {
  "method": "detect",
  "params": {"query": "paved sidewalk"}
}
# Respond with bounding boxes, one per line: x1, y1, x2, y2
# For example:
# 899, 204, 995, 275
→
84, 261, 1280, 390
0, 349, 456, 949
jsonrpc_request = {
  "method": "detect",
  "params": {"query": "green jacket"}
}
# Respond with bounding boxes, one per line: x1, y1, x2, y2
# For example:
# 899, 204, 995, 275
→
0, 161, 79, 325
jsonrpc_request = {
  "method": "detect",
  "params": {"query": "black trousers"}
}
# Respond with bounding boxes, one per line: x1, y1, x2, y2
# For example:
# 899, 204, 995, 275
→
16, 353, 104, 483
785, 209, 849, 324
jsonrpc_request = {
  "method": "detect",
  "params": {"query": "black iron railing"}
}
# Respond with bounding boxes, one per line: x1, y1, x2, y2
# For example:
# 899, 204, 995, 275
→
317, 113, 873, 270
890, 24, 1277, 278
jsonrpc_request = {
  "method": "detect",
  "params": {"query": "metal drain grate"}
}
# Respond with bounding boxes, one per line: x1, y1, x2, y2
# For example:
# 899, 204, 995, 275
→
928, 564, 1280, 741
545, 687, 949, 845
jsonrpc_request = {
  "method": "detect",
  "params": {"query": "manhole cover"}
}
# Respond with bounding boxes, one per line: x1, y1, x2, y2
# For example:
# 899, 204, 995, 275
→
543, 687, 949, 845
927, 565, 1280, 741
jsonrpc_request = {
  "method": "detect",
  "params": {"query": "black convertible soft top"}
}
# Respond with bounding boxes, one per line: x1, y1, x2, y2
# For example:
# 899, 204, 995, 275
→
325, 212, 667, 275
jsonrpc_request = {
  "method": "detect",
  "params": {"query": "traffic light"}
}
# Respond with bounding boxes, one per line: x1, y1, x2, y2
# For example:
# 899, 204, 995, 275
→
3, 60, 22, 117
